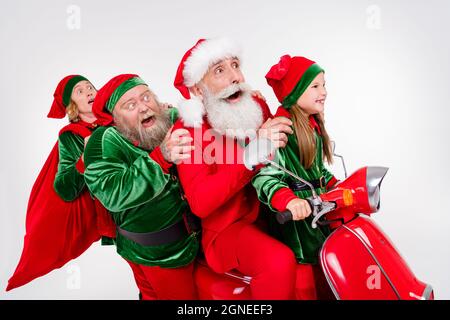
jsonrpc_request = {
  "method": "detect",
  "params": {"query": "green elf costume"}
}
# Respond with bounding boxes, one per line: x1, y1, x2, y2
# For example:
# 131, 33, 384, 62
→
252, 55, 338, 299
52, 75, 99, 201
7, 75, 115, 291
84, 74, 199, 299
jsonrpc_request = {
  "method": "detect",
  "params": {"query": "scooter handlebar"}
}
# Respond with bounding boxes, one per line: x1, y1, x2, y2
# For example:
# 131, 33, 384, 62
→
276, 198, 315, 224
276, 211, 293, 224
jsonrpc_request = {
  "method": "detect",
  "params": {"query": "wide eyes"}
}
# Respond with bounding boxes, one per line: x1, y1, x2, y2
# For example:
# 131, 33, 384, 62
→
124, 93, 151, 111
76, 85, 94, 95
214, 61, 240, 75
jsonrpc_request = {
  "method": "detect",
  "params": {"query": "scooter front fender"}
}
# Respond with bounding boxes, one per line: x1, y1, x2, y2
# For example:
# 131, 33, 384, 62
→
320, 215, 433, 300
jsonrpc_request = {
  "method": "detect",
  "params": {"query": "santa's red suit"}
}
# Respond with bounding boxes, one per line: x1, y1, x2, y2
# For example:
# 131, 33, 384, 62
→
173, 86, 297, 299
171, 37, 331, 300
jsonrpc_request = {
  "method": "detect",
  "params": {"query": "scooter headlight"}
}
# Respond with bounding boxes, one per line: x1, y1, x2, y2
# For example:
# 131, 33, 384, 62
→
366, 167, 389, 212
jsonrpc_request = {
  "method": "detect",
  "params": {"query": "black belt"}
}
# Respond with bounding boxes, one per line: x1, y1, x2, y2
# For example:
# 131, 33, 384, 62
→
117, 219, 189, 247
289, 176, 326, 192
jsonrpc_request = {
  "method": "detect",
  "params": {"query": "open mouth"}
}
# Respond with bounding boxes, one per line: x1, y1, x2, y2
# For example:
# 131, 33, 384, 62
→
224, 90, 242, 103
88, 98, 95, 105
316, 98, 325, 104
141, 115, 155, 128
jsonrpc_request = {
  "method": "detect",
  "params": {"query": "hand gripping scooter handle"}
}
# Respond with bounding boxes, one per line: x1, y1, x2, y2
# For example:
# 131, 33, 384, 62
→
276, 199, 315, 224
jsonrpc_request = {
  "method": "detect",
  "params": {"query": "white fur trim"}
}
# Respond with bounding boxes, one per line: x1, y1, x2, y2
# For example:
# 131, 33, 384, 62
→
176, 96, 205, 128
183, 37, 242, 87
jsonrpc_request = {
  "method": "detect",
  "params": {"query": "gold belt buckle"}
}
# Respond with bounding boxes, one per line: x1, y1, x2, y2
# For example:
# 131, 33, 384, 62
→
320, 176, 325, 188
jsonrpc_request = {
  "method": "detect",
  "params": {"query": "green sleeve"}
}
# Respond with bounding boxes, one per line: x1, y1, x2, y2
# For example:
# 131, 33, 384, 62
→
84, 128, 171, 213
54, 131, 85, 201
169, 107, 179, 123
251, 149, 291, 212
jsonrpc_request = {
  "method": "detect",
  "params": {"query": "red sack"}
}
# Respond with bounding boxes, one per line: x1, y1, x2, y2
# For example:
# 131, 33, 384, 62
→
6, 124, 116, 291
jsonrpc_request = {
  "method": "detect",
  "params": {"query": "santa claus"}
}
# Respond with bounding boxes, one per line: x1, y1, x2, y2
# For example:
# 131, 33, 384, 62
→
173, 37, 298, 299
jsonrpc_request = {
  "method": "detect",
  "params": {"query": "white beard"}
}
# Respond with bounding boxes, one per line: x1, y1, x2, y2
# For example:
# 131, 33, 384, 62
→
203, 83, 263, 141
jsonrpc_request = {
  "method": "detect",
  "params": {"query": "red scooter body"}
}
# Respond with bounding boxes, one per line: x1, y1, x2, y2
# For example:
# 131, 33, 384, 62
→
320, 215, 433, 300
318, 166, 433, 300
194, 166, 434, 300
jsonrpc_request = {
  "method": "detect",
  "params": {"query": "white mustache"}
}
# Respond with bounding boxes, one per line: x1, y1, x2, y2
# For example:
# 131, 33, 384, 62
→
215, 83, 251, 100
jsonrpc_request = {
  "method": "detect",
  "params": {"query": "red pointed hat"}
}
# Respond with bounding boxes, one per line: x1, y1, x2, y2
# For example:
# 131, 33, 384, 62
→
47, 75, 88, 119
92, 74, 147, 126
265, 55, 324, 109
173, 37, 242, 127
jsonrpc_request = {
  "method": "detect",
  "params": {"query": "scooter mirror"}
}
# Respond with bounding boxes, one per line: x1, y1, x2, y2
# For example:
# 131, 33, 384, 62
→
331, 141, 348, 179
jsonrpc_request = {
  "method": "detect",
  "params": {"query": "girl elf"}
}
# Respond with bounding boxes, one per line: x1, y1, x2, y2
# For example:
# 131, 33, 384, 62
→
252, 55, 338, 299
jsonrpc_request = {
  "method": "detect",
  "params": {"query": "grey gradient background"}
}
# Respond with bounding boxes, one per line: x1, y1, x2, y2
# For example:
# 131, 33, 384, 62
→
1, 0, 449, 299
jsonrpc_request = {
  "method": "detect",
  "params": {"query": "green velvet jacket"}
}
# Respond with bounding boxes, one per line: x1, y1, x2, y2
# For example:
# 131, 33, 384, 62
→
252, 123, 335, 265
54, 123, 93, 202
83, 109, 199, 268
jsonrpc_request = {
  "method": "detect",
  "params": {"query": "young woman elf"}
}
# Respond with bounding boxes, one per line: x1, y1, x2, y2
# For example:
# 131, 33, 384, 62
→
252, 55, 338, 299
7, 75, 116, 291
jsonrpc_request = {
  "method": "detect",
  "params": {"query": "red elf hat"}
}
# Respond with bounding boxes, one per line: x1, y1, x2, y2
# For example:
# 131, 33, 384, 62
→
265, 55, 324, 109
92, 74, 147, 126
47, 75, 89, 119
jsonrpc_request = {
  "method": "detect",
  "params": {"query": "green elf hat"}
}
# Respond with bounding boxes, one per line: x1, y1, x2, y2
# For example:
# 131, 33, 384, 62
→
92, 74, 147, 126
265, 54, 324, 109
47, 75, 88, 118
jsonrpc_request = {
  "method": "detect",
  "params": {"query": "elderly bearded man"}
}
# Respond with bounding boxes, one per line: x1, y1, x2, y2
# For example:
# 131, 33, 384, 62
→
83, 74, 199, 300
173, 38, 298, 299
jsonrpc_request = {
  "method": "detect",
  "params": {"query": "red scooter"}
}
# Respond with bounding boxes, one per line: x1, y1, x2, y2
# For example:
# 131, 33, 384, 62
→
195, 145, 434, 300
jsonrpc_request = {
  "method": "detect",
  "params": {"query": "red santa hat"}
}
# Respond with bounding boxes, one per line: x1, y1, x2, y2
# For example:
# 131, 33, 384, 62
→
174, 37, 242, 127
47, 75, 89, 119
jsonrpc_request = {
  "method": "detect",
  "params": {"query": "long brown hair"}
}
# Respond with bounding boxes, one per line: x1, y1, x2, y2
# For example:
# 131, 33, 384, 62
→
289, 104, 333, 169
66, 100, 80, 123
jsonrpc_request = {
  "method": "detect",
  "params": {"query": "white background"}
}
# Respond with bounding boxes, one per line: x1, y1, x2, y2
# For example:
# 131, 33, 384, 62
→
1, 0, 449, 299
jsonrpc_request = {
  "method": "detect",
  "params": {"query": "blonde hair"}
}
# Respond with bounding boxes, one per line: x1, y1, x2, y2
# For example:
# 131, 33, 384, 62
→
66, 100, 80, 123
290, 104, 333, 169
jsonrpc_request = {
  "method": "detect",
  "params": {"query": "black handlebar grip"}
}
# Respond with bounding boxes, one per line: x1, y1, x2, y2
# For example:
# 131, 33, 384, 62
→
276, 211, 293, 224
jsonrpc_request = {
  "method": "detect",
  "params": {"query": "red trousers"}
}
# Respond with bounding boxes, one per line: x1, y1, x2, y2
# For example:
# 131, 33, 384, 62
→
126, 260, 197, 300
218, 223, 297, 299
